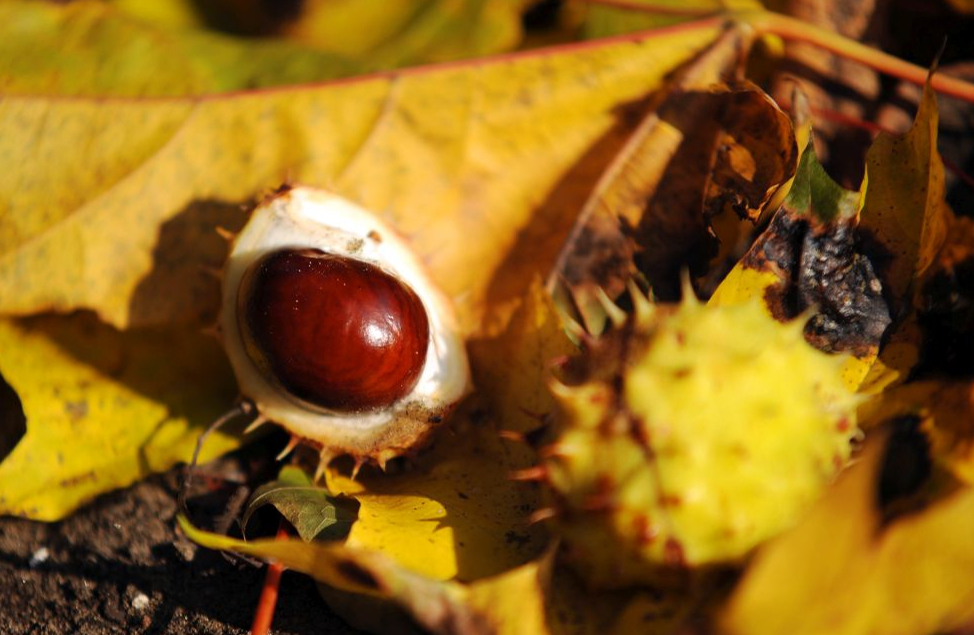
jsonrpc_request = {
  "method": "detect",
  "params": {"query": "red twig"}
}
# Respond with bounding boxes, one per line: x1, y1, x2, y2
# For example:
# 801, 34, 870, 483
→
944, 157, 974, 192
250, 524, 289, 635
806, 104, 885, 136
782, 99, 974, 191
580, 0, 974, 105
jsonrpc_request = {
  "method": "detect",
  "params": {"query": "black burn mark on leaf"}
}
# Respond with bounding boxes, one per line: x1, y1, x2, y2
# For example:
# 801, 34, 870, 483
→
0, 370, 26, 463
853, 227, 898, 308
745, 210, 891, 357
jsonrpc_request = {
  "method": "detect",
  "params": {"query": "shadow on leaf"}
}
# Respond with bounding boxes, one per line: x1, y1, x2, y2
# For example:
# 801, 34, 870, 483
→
128, 197, 253, 328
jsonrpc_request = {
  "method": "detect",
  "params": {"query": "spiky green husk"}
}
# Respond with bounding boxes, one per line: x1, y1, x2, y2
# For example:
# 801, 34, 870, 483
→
544, 294, 859, 588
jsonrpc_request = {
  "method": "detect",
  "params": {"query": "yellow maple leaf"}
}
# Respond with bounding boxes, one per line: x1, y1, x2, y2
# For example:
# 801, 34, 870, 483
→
0, 315, 239, 520
0, 20, 724, 335
0, 20, 724, 520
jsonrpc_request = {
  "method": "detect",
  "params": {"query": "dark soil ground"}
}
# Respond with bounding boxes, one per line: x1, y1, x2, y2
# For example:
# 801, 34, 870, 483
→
0, 439, 360, 635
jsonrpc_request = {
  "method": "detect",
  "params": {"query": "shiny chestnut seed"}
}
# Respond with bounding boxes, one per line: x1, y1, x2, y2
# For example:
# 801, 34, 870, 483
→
244, 249, 430, 412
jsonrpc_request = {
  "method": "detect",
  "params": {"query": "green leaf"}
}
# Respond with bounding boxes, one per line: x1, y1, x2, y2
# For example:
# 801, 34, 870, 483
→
241, 465, 357, 542
781, 142, 860, 223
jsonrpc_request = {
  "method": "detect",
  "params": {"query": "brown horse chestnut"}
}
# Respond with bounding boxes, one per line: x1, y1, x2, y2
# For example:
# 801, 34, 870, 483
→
244, 249, 430, 412
221, 187, 470, 467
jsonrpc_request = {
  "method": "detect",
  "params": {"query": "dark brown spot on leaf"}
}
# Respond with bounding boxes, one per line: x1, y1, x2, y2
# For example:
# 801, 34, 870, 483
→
64, 400, 88, 422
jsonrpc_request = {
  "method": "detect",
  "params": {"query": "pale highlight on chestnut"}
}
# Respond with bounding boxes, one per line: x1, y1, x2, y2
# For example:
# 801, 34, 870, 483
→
220, 187, 471, 466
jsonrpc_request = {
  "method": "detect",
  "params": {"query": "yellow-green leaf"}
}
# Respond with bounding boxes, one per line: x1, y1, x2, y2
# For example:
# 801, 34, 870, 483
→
0, 315, 238, 520
545, 565, 694, 635
183, 498, 693, 635
241, 465, 357, 542
321, 550, 560, 635
109, 0, 529, 72
278, 0, 529, 70
108, 0, 203, 30
0, 20, 723, 334
0, 0, 356, 97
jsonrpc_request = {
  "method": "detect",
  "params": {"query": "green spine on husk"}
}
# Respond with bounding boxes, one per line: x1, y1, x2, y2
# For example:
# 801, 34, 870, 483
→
543, 290, 859, 588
